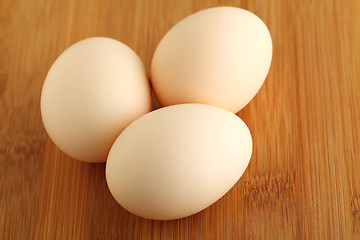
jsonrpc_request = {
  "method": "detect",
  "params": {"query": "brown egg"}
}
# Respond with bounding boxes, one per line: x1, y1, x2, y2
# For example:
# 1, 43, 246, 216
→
41, 37, 151, 163
106, 104, 252, 220
151, 7, 272, 113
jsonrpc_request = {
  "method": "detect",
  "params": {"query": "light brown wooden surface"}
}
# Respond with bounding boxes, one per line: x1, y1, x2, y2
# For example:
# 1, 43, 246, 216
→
1, 0, 360, 239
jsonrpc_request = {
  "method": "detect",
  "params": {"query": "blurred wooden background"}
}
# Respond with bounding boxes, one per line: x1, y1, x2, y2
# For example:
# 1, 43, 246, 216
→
1, 0, 359, 239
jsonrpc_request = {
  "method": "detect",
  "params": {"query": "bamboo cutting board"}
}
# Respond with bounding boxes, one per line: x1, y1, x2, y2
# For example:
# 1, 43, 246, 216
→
1, 0, 360, 239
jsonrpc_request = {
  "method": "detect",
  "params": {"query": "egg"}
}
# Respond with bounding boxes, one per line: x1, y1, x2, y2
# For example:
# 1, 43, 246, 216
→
151, 7, 272, 113
41, 37, 152, 163
106, 103, 252, 220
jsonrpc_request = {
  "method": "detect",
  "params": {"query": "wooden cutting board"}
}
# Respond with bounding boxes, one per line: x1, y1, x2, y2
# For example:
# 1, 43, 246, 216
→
1, 0, 359, 239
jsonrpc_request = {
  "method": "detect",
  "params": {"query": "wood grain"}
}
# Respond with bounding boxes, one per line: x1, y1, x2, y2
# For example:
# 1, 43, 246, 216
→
1, 0, 359, 239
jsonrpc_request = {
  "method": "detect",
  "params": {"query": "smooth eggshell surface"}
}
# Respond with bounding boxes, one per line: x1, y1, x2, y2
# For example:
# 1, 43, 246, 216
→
41, 37, 151, 163
106, 103, 252, 220
151, 7, 272, 113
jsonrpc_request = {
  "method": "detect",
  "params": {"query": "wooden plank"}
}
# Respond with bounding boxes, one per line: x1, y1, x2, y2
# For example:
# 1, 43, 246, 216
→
0, 0, 359, 239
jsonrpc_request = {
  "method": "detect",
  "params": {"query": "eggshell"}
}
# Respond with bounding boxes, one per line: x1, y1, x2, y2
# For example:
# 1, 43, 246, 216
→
106, 103, 252, 220
41, 37, 151, 163
151, 7, 272, 113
